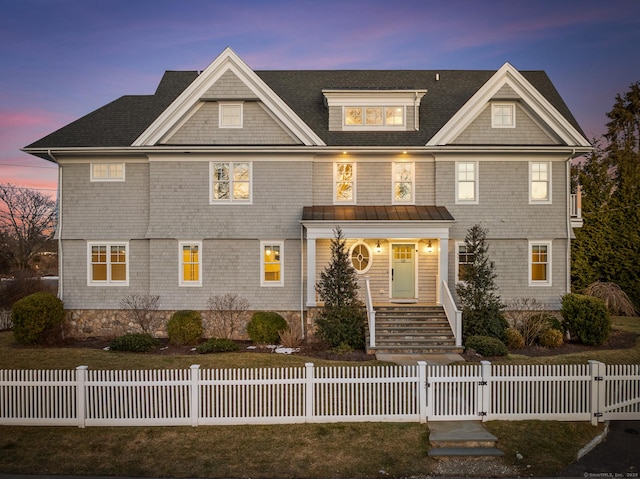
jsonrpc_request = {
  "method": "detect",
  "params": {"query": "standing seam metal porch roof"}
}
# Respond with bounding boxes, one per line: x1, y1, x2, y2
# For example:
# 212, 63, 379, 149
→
301, 205, 454, 222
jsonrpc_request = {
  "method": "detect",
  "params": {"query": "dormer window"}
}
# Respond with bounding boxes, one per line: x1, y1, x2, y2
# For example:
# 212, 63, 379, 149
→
344, 106, 405, 127
324, 89, 426, 132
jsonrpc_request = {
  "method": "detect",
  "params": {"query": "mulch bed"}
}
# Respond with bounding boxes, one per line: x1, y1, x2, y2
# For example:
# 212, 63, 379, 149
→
25, 327, 639, 363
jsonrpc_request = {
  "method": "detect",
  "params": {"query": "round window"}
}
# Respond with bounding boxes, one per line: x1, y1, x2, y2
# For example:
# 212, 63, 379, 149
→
349, 241, 372, 274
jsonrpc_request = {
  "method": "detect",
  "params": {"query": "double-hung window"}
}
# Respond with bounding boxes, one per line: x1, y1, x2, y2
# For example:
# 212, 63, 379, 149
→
530, 161, 551, 203
456, 161, 478, 204
529, 241, 552, 286
88, 242, 128, 285
393, 162, 414, 204
210, 161, 252, 203
456, 243, 474, 283
91, 163, 125, 181
334, 162, 356, 204
261, 241, 283, 286
179, 241, 202, 286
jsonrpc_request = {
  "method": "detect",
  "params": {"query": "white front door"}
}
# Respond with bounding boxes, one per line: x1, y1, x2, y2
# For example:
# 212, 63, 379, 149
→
391, 243, 416, 299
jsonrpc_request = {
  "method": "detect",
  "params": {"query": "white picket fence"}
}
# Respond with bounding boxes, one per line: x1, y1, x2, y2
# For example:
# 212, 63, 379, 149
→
1, 361, 638, 427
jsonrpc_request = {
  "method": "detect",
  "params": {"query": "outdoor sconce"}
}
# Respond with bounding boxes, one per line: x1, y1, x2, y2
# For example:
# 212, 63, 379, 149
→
426, 240, 433, 253
375, 240, 381, 253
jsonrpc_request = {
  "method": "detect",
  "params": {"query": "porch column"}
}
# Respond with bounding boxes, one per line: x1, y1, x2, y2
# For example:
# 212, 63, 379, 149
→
306, 236, 317, 306
438, 236, 449, 305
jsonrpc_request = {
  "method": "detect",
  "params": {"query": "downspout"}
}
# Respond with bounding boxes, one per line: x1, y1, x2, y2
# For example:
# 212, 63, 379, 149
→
300, 224, 305, 339
48, 149, 62, 300
566, 148, 576, 295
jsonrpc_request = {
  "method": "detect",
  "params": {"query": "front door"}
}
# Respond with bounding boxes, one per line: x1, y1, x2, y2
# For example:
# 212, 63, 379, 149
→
391, 244, 416, 299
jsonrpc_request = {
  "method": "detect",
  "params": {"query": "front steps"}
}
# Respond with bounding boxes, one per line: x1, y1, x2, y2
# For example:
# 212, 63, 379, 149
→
428, 421, 504, 458
366, 305, 463, 355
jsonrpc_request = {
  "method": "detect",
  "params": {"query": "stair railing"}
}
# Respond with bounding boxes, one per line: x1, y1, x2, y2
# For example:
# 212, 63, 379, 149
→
364, 276, 376, 348
441, 280, 462, 346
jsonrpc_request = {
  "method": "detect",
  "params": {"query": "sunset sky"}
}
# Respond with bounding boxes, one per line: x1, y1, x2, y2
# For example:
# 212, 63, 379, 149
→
1, 0, 639, 198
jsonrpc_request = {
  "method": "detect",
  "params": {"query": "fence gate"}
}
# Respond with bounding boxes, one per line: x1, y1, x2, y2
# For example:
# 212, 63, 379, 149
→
425, 363, 486, 421
601, 364, 640, 421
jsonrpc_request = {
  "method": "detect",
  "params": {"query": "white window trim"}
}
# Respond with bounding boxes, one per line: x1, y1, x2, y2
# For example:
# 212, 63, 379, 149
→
455, 161, 479, 204
491, 102, 516, 128
87, 241, 129, 286
179, 241, 202, 287
260, 240, 284, 287
529, 240, 552, 286
455, 241, 472, 284
219, 102, 243, 129
342, 106, 406, 130
209, 161, 253, 204
529, 161, 552, 204
333, 161, 357, 205
349, 241, 373, 274
392, 162, 415, 205
90, 162, 125, 182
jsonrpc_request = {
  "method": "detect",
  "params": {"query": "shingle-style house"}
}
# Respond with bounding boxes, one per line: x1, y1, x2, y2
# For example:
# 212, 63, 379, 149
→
24, 48, 590, 352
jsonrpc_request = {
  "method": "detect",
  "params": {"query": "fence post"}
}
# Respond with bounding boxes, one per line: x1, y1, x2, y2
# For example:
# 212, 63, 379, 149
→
76, 366, 88, 428
417, 361, 427, 424
589, 360, 605, 425
305, 363, 315, 423
480, 361, 492, 422
190, 365, 200, 427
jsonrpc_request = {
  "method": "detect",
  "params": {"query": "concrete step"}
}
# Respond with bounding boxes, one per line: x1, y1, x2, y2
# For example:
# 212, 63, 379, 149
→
427, 420, 504, 458
428, 447, 505, 457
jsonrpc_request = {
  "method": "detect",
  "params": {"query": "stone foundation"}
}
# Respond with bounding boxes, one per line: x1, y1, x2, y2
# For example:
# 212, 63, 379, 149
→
63, 308, 309, 340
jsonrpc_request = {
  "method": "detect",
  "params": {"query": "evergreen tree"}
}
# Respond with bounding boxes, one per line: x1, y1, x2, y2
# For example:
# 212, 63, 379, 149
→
456, 224, 507, 341
572, 83, 640, 309
315, 227, 365, 349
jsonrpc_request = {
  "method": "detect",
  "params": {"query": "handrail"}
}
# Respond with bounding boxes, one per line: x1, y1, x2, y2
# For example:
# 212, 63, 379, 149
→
364, 276, 376, 348
570, 191, 582, 219
441, 280, 462, 347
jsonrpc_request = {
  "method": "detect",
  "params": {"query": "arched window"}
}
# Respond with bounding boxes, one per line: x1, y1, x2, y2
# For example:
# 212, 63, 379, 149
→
349, 241, 372, 274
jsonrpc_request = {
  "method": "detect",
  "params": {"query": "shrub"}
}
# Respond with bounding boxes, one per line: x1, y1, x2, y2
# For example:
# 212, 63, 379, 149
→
561, 294, 611, 346
505, 327, 524, 349
196, 337, 239, 354
167, 310, 203, 346
505, 298, 553, 346
118, 294, 160, 334
247, 311, 287, 344
110, 333, 159, 352
315, 305, 366, 349
0, 273, 56, 309
206, 293, 249, 339
465, 335, 508, 357
11, 292, 64, 345
538, 328, 564, 348
584, 281, 637, 316
279, 320, 303, 348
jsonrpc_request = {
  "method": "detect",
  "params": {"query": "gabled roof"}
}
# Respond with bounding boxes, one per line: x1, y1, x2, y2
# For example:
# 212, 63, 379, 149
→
24, 49, 589, 155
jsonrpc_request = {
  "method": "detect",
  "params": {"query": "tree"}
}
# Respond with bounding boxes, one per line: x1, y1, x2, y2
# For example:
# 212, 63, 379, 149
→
0, 184, 57, 272
456, 224, 507, 341
315, 227, 365, 349
572, 83, 640, 310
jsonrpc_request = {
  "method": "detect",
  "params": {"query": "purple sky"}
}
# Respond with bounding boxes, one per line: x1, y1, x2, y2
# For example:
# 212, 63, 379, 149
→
1, 0, 639, 196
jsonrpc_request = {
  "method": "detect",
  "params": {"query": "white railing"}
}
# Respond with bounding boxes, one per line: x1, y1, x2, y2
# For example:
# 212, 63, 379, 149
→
441, 280, 462, 346
364, 276, 376, 348
2, 362, 638, 427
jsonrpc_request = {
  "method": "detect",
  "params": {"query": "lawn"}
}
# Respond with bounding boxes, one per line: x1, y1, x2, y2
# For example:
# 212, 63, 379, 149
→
0, 316, 636, 477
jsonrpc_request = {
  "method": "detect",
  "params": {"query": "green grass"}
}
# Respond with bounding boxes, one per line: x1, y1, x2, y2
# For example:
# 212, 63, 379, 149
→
0, 318, 635, 477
